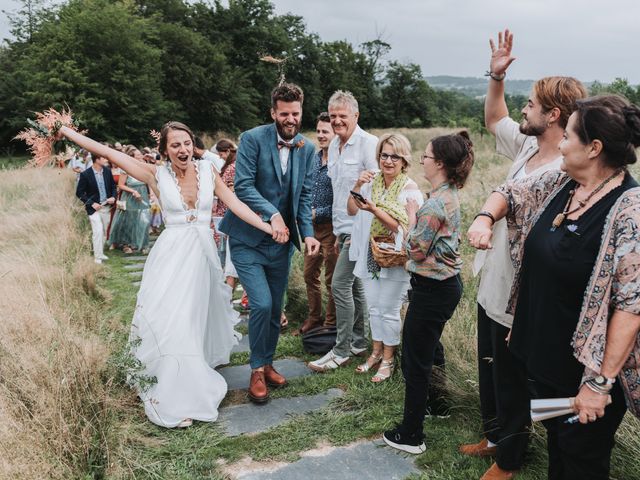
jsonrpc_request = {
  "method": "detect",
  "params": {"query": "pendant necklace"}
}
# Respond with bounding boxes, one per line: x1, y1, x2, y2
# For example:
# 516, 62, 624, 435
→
550, 169, 623, 231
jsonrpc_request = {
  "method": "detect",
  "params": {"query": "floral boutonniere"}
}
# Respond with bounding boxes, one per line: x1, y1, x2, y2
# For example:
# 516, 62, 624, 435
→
295, 139, 305, 149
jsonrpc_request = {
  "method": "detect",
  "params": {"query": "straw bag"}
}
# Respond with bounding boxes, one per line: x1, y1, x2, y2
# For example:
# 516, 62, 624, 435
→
370, 235, 407, 268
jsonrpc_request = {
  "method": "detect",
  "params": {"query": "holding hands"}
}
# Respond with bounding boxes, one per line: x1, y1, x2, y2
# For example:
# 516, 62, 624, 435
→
270, 214, 290, 244
489, 29, 516, 76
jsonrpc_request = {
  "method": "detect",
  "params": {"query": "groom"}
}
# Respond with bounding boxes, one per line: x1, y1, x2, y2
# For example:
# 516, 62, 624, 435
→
219, 83, 320, 403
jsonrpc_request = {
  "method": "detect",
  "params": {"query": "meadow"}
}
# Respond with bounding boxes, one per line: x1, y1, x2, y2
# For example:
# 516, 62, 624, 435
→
0, 129, 638, 479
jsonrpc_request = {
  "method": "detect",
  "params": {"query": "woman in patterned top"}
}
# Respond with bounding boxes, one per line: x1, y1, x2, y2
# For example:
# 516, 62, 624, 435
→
383, 131, 474, 455
347, 133, 422, 383
468, 95, 640, 479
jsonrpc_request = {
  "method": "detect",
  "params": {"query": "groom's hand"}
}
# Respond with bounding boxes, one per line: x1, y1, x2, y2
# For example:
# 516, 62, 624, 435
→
271, 213, 290, 244
304, 237, 320, 256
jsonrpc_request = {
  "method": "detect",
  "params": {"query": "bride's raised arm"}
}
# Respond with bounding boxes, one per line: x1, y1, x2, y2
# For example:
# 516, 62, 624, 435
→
58, 126, 157, 188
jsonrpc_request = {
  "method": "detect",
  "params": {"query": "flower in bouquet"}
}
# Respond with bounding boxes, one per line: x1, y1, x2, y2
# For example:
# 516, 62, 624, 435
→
14, 108, 84, 167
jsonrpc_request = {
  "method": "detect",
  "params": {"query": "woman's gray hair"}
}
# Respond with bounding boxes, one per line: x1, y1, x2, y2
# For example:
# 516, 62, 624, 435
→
328, 90, 359, 113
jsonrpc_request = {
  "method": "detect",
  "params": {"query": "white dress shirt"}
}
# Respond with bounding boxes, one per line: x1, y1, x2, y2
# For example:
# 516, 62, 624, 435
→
327, 125, 379, 236
276, 133, 292, 175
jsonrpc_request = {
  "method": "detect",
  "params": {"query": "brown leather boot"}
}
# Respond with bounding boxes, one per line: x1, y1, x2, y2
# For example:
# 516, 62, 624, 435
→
480, 463, 516, 480
299, 317, 322, 335
264, 364, 288, 388
248, 370, 269, 404
459, 438, 497, 457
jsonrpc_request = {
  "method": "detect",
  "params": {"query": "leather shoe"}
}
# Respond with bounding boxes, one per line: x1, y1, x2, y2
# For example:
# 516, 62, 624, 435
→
459, 438, 497, 457
480, 462, 516, 480
248, 370, 269, 404
264, 364, 288, 388
299, 317, 322, 335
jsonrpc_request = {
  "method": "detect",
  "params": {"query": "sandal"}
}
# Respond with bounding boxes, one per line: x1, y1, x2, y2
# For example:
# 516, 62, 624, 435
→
177, 418, 193, 428
371, 359, 395, 383
123, 246, 133, 254
355, 353, 382, 373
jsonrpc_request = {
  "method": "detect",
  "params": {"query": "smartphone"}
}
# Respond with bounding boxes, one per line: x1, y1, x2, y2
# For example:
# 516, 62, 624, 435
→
350, 190, 366, 203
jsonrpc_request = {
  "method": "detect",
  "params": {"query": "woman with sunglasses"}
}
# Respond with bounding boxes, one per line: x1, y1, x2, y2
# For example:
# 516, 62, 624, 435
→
348, 133, 422, 382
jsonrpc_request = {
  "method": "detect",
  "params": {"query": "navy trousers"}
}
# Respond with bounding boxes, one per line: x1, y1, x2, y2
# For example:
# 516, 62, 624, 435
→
230, 237, 293, 369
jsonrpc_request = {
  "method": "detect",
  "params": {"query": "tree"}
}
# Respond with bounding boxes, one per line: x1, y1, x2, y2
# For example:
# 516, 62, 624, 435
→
381, 62, 436, 128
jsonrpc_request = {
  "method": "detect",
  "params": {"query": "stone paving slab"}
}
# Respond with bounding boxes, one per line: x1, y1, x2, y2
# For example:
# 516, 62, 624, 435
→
123, 263, 146, 270
234, 440, 419, 480
218, 388, 343, 437
128, 271, 143, 277
231, 334, 250, 353
124, 255, 147, 261
219, 359, 311, 391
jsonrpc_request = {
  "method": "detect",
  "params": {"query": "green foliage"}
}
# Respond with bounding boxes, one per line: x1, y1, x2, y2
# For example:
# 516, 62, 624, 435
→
590, 77, 640, 104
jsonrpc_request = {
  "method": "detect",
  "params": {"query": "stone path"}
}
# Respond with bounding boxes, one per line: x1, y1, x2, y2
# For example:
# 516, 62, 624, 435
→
219, 359, 311, 391
218, 388, 343, 436
228, 440, 420, 480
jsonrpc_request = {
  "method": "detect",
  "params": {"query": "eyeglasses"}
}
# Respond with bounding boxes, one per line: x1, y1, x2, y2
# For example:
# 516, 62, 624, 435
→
379, 153, 404, 163
420, 154, 437, 165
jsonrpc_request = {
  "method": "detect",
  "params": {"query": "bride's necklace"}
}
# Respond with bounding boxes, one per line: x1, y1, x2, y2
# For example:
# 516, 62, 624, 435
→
551, 169, 623, 231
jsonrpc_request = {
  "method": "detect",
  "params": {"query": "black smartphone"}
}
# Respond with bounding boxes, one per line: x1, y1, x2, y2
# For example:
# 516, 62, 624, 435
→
350, 190, 366, 203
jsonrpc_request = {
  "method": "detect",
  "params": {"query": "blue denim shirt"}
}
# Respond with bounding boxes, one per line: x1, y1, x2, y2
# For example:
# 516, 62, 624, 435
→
92, 167, 107, 203
311, 150, 333, 224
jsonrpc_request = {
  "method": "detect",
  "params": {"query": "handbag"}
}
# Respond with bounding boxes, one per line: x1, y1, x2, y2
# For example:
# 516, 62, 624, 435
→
370, 235, 407, 268
116, 199, 127, 211
301, 325, 337, 355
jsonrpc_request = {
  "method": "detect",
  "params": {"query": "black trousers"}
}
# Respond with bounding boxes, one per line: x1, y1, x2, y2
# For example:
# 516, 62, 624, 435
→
477, 304, 531, 470
401, 274, 462, 437
530, 379, 627, 480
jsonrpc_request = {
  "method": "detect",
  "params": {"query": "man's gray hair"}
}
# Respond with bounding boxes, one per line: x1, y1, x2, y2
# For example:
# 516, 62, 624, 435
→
328, 90, 359, 113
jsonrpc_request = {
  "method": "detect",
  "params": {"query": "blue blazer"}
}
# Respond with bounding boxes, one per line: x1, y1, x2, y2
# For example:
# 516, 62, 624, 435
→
219, 123, 315, 250
76, 166, 116, 215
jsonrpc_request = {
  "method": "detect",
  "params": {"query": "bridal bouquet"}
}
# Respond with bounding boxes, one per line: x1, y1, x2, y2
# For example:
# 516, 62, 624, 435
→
14, 108, 84, 167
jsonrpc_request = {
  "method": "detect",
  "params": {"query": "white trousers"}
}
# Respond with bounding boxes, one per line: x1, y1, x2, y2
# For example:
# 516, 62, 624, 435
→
89, 207, 111, 259
362, 275, 410, 346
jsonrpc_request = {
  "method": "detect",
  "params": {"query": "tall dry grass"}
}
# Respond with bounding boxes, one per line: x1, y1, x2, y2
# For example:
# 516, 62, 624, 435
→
0, 168, 112, 478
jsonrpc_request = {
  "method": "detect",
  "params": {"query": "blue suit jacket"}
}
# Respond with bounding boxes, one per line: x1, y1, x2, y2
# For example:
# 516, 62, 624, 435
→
219, 123, 316, 250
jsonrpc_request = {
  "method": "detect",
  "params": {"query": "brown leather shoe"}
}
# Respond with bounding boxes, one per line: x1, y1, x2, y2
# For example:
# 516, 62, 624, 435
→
299, 317, 322, 335
459, 438, 497, 457
264, 364, 288, 388
480, 462, 516, 480
248, 370, 269, 404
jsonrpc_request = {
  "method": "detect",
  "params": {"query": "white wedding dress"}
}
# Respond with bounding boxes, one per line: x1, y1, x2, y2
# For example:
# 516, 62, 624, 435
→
129, 159, 239, 428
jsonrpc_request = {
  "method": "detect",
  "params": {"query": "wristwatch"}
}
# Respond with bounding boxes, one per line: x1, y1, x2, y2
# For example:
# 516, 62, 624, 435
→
593, 375, 616, 388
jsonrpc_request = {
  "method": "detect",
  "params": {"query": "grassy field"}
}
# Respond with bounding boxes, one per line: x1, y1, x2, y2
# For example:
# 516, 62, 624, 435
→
1, 129, 639, 479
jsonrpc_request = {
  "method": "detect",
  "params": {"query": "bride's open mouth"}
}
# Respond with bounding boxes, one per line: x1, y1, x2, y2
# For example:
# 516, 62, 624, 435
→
176, 154, 190, 166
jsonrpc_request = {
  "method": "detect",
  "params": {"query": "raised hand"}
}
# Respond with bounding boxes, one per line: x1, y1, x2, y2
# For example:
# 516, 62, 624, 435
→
489, 29, 516, 76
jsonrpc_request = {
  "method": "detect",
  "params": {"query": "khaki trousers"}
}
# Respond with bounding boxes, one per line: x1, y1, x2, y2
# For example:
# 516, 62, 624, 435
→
303, 222, 338, 325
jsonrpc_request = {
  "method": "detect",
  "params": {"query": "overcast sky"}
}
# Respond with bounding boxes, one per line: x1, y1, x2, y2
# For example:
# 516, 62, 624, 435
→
2, 0, 639, 83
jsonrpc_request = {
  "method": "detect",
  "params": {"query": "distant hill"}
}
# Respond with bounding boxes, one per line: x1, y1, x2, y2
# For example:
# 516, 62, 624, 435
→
425, 75, 533, 97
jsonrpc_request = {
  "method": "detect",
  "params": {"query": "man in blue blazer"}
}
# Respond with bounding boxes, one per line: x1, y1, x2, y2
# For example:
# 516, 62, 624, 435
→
76, 153, 116, 263
219, 83, 320, 403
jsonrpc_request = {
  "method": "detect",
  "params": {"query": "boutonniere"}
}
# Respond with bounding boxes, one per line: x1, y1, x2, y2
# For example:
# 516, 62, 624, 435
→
295, 139, 305, 149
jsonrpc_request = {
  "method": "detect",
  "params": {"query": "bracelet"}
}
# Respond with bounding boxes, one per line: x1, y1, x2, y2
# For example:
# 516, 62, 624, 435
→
474, 211, 496, 225
484, 70, 506, 81
585, 380, 611, 395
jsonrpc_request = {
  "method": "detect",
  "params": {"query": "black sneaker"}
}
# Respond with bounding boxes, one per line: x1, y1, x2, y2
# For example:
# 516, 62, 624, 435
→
382, 427, 426, 454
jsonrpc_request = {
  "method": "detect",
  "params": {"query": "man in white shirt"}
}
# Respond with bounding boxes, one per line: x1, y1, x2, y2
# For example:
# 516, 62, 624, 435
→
309, 90, 378, 371
194, 136, 225, 172
460, 29, 587, 480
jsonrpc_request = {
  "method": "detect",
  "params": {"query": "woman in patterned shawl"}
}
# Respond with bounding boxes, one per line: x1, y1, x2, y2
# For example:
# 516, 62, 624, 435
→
468, 95, 640, 480
347, 133, 422, 383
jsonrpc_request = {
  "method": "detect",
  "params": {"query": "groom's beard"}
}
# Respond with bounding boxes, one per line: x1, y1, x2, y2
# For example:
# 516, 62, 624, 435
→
276, 119, 300, 141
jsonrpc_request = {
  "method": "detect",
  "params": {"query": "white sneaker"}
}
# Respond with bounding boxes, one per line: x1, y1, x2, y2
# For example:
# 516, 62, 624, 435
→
94, 258, 102, 264
350, 345, 368, 357
308, 350, 350, 372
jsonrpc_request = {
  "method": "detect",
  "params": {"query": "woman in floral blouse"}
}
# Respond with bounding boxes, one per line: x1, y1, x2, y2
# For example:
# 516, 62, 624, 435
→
383, 131, 474, 454
468, 95, 640, 480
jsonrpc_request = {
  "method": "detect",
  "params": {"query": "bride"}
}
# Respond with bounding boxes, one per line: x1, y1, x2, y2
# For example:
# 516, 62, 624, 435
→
58, 121, 273, 428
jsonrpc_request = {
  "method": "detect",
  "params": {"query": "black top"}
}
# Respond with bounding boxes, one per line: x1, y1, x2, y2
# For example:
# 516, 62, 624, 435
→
76, 166, 117, 215
509, 173, 638, 394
